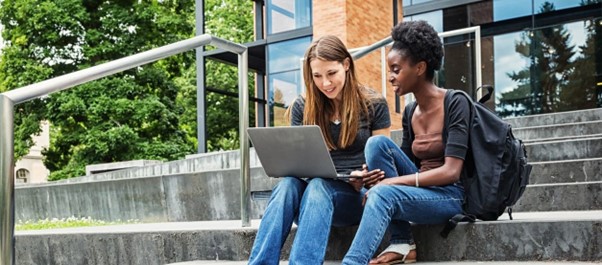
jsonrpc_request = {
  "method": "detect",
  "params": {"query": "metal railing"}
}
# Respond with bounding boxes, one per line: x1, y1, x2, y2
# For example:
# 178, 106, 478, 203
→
0, 34, 251, 265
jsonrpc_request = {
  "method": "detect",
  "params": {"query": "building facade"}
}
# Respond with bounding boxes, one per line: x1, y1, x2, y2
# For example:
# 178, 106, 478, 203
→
14, 121, 50, 184
209, 0, 601, 130
403, 0, 602, 118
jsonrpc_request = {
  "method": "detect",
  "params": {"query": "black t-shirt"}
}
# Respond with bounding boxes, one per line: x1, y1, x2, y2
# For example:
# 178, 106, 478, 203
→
290, 92, 391, 174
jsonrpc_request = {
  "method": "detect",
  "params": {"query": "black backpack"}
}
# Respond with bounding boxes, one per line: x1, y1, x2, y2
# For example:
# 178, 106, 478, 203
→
440, 86, 532, 238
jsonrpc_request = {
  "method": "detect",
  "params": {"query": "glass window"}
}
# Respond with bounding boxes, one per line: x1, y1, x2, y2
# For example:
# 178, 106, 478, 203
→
439, 35, 476, 97
443, 5, 469, 31
493, 31, 531, 117
268, 37, 310, 73
403, 0, 437, 7
495, 19, 601, 117
267, 37, 311, 126
16, 169, 29, 183
534, 0, 582, 14
493, 0, 532, 21
267, 0, 312, 35
493, 0, 584, 21
269, 71, 302, 126
407, 10, 443, 32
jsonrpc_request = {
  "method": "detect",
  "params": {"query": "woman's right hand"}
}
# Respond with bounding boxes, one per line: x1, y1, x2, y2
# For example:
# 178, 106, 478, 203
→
360, 164, 385, 189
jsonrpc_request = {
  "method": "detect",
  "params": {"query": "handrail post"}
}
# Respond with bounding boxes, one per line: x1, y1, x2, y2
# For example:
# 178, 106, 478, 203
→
239, 49, 251, 227
475, 26, 482, 99
0, 94, 15, 265
381, 46, 387, 97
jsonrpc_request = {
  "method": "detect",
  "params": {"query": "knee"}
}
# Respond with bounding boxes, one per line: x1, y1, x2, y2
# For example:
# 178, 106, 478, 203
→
365, 135, 394, 158
304, 178, 333, 204
365, 185, 395, 207
366, 135, 390, 148
271, 177, 305, 201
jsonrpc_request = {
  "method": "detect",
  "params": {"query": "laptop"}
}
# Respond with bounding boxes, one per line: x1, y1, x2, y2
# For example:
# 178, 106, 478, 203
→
247, 125, 357, 179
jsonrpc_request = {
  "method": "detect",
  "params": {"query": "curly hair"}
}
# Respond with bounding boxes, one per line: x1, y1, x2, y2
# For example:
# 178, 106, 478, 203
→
391, 20, 443, 81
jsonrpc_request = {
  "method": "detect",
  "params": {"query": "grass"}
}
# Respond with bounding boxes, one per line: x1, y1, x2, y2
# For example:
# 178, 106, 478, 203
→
15, 216, 139, 231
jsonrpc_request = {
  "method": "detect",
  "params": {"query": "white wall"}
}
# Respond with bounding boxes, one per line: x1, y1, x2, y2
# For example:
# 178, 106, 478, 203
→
14, 121, 50, 184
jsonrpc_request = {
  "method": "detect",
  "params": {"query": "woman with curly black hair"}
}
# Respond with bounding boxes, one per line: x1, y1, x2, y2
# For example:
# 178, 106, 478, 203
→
342, 20, 471, 264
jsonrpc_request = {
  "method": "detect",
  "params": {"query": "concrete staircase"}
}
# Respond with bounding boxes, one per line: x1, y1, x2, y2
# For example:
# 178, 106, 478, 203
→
14, 108, 602, 264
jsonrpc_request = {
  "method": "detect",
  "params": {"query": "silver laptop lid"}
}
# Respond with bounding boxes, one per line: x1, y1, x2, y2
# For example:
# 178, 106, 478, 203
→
247, 125, 340, 178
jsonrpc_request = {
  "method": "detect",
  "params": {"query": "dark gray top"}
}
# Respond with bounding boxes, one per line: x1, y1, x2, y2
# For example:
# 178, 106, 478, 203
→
290, 92, 391, 174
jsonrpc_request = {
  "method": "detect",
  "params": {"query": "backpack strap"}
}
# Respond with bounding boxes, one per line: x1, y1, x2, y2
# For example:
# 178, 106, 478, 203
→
440, 90, 476, 239
440, 213, 477, 238
476, 85, 494, 104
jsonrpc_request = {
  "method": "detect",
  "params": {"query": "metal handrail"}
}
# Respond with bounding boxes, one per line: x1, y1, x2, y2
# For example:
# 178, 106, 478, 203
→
350, 36, 392, 60
0, 34, 251, 265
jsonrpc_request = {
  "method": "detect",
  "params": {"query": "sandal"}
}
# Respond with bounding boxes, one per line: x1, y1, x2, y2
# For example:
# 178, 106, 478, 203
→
370, 243, 416, 264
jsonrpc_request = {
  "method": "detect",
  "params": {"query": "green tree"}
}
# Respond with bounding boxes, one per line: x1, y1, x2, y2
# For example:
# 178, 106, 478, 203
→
1, 0, 254, 180
558, 0, 602, 110
0, 0, 80, 159
0, 0, 198, 180
497, 2, 576, 117
177, 0, 254, 151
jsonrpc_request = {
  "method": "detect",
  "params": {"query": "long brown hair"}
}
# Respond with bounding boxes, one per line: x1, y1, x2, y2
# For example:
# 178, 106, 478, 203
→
296, 35, 370, 150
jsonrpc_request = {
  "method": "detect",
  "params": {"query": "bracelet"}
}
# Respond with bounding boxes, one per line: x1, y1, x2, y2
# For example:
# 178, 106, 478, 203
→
415, 172, 419, 187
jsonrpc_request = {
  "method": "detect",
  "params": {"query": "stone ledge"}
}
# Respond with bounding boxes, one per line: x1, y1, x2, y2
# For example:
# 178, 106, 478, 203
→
15, 211, 602, 264
504, 108, 602, 128
85, 160, 162, 175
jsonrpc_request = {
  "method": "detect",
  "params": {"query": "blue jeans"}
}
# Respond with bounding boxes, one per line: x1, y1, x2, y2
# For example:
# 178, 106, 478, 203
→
342, 135, 464, 265
249, 177, 364, 265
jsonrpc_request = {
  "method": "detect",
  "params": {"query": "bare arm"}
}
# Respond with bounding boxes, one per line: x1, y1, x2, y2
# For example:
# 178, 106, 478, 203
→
379, 156, 464, 187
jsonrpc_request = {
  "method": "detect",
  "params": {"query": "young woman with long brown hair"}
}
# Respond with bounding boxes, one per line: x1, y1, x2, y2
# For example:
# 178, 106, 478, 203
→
248, 35, 391, 265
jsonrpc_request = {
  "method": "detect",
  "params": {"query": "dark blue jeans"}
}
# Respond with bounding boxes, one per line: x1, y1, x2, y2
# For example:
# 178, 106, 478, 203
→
249, 177, 364, 265
342, 135, 464, 265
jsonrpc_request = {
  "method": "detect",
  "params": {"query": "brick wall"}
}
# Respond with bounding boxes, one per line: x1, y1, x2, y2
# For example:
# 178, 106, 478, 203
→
313, 0, 403, 129
313, 0, 347, 42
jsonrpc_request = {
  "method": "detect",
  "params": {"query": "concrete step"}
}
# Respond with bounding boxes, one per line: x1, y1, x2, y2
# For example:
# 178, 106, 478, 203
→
529, 158, 602, 185
525, 137, 602, 162
514, 181, 602, 212
514, 121, 602, 141
15, 211, 602, 264
251, 180, 602, 214
505, 108, 602, 128
17, 157, 600, 223
170, 261, 602, 264
523, 133, 602, 144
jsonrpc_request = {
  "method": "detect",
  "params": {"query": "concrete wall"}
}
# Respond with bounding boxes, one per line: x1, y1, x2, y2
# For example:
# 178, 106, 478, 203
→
53, 148, 262, 184
14, 133, 403, 222
15, 168, 278, 222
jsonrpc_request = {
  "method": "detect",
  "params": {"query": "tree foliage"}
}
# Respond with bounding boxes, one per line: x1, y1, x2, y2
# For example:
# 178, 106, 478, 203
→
497, 1, 601, 117
0, 0, 253, 180
203, 0, 254, 152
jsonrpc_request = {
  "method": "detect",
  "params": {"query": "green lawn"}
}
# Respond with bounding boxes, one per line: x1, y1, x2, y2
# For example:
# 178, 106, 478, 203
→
16, 217, 139, 230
